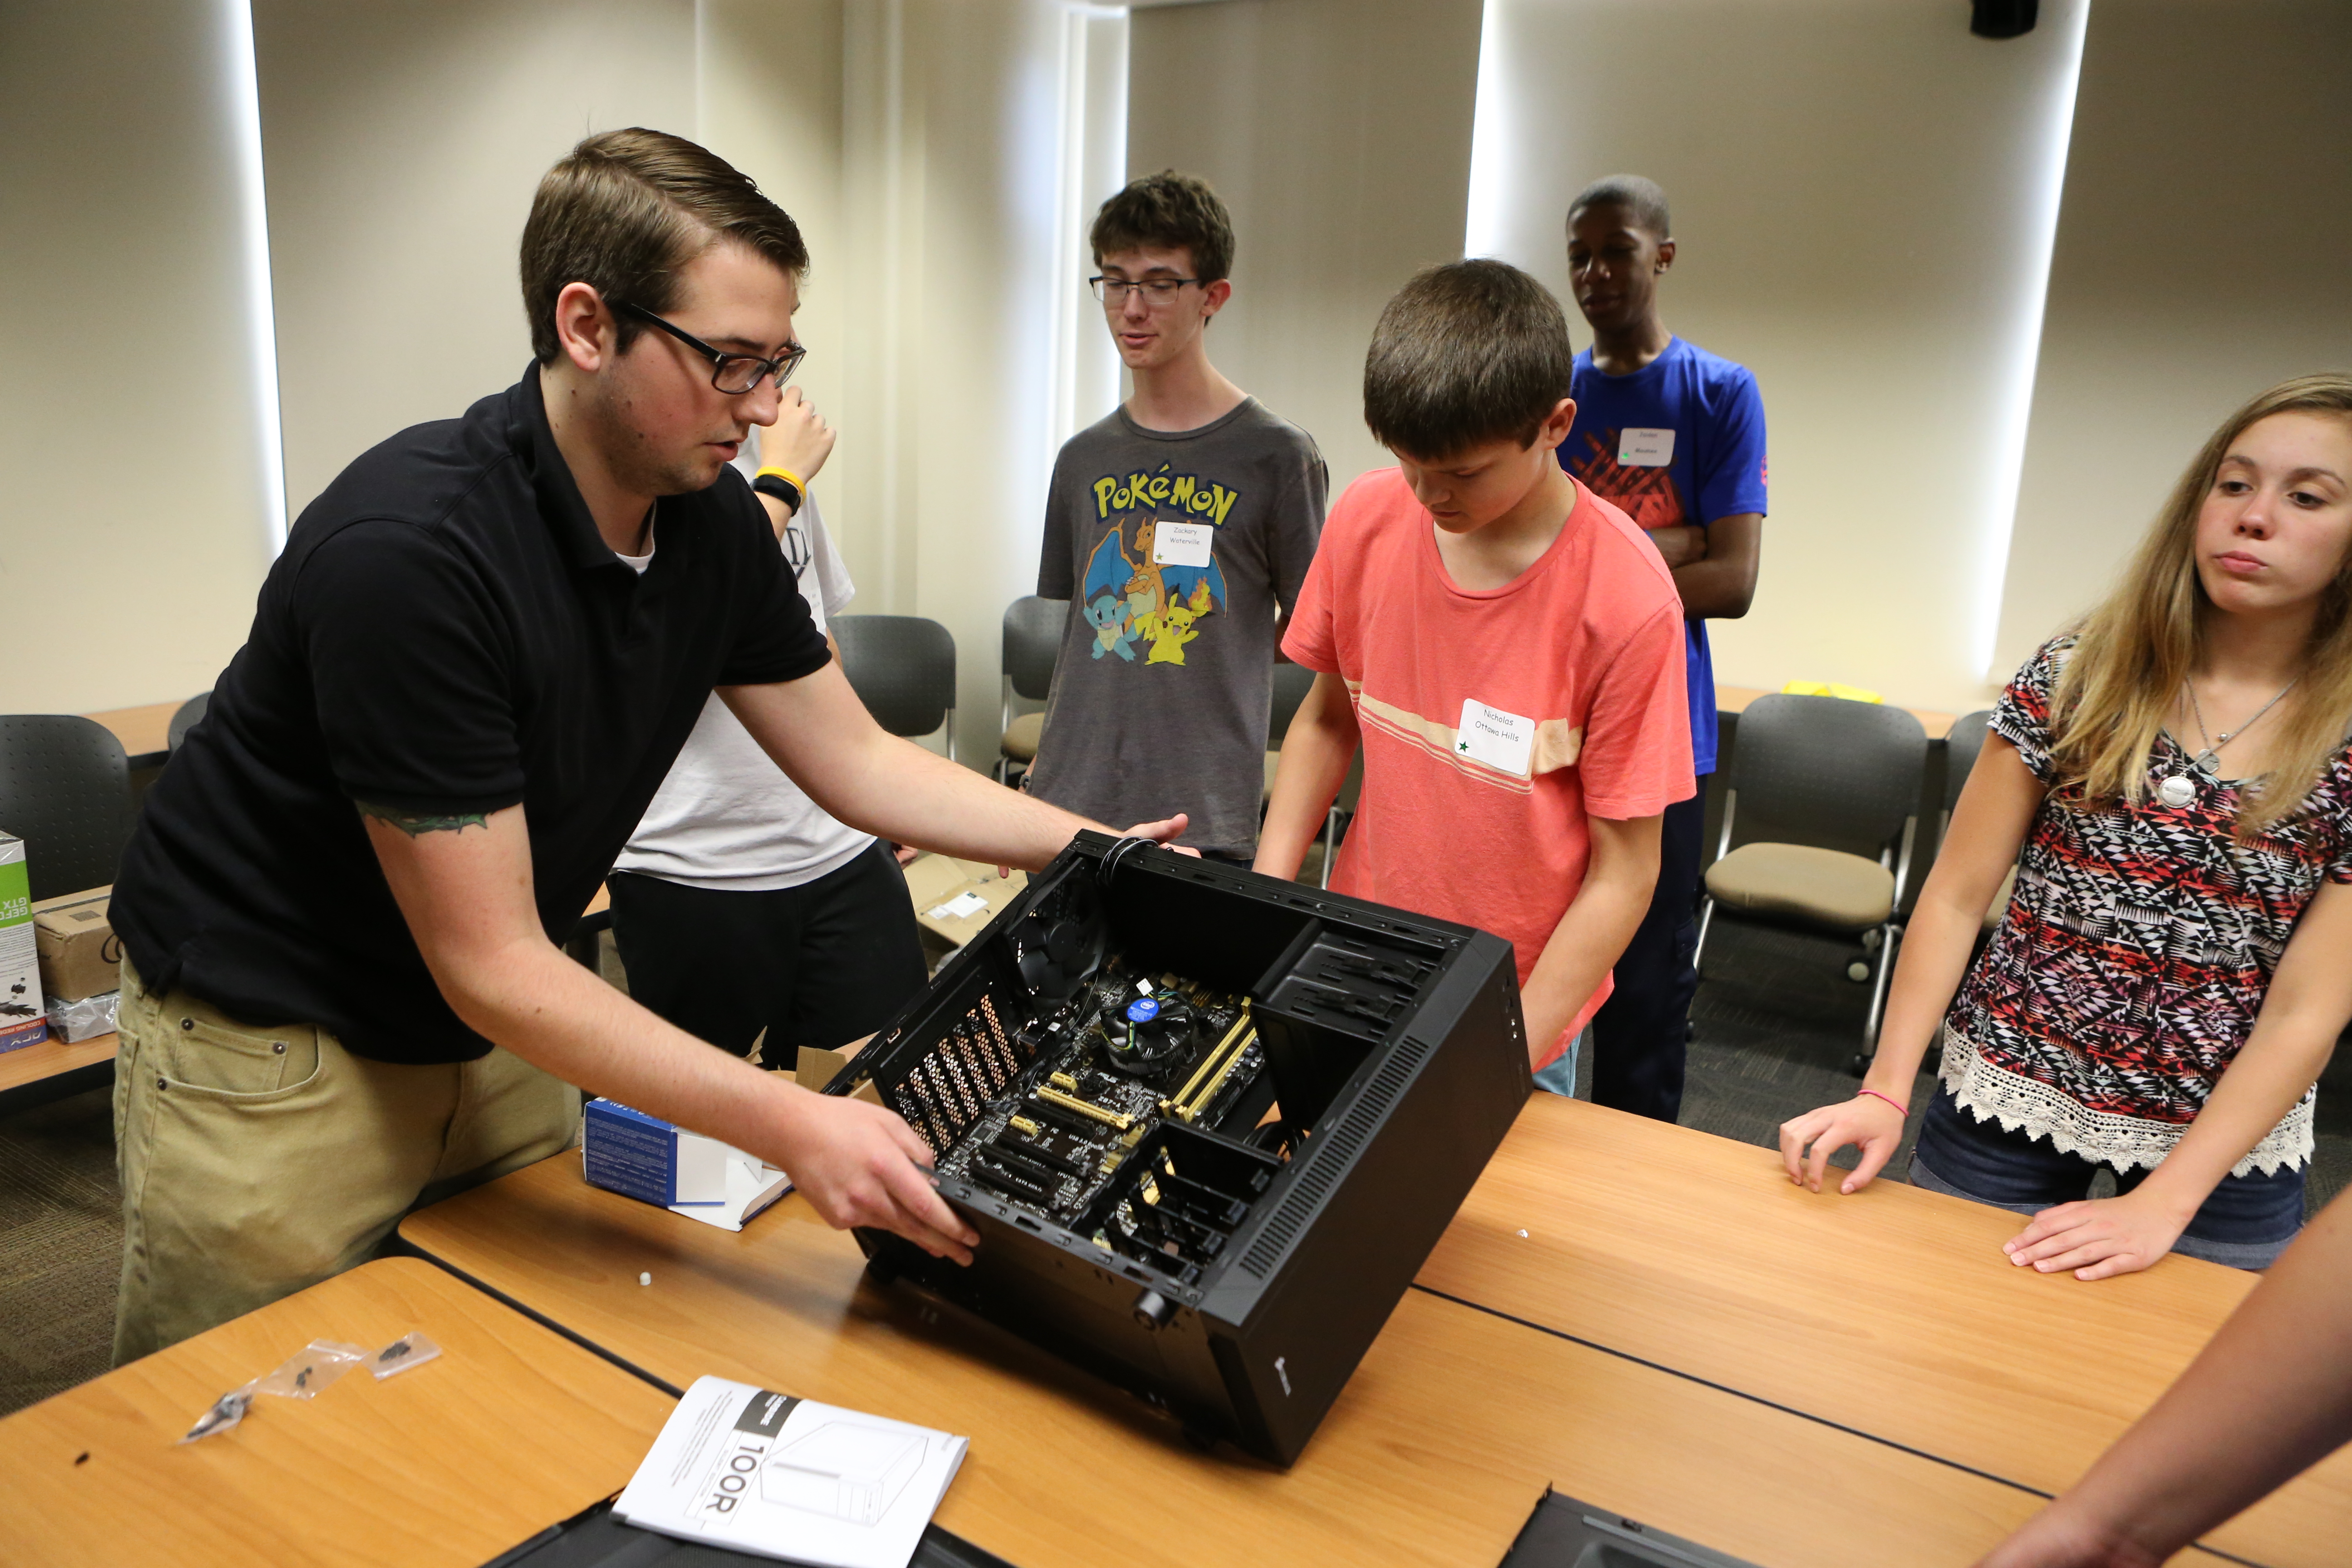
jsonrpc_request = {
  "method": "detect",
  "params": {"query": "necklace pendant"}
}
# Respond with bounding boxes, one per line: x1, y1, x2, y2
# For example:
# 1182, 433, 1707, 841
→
2192, 749, 2221, 773
2157, 774, 2198, 809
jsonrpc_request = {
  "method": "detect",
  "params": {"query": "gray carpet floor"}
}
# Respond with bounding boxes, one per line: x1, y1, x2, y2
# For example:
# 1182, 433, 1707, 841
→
0, 1085, 121, 1415
3, 920, 2346, 1420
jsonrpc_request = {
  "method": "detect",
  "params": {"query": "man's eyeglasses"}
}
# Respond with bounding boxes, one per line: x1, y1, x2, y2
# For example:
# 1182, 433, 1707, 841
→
617, 301, 806, 395
1089, 276, 1202, 305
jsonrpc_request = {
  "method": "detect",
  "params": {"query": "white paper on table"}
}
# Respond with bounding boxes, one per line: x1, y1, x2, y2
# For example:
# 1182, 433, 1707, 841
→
615, 1376, 968, 1568
669, 1153, 793, 1232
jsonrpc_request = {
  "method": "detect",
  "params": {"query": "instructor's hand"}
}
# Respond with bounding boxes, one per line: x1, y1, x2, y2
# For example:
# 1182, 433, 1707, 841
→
779, 1090, 977, 1265
1120, 813, 1199, 856
996, 813, 1198, 880
1779, 1094, 1907, 1194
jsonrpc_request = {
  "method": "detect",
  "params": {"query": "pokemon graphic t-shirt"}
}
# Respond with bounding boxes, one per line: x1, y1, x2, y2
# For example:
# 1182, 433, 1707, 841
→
1283, 469, 1692, 1062
1031, 399, 1326, 857
1560, 336, 1767, 776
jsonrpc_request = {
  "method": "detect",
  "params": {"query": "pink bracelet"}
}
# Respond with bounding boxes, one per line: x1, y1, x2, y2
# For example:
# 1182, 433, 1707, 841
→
1857, 1087, 1908, 1116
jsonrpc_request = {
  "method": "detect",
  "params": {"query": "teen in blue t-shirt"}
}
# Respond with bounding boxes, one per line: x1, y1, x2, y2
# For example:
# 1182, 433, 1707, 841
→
1549, 175, 1767, 1123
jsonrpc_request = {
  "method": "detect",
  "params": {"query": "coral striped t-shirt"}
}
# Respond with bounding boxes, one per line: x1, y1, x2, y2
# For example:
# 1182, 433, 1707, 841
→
1283, 468, 1693, 1060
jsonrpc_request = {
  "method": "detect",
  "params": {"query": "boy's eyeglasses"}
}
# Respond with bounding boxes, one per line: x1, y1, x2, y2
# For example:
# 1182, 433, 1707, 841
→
617, 301, 807, 394
1090, 276, 1201, 305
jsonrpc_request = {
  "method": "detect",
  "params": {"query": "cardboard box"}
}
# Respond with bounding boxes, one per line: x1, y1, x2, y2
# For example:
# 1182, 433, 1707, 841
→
582, 1099, 793, 1232
32, 885, 118, 1002
901, 853, 1027, 950
0, 833, 48, 1053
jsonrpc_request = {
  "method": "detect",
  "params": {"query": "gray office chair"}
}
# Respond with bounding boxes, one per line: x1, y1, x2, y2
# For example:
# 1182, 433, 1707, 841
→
1941, 708, 2012, 936
167, 691, 211, 755
0, 715, 133, 901
1695, 694, 1928, 1069
833, 615, 958, 763
996, 596, 1065, 783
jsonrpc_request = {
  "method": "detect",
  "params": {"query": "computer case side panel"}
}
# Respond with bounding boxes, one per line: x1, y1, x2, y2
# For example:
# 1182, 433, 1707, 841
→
1201, 932, 1528, 1462
831, 838, 1530, 1465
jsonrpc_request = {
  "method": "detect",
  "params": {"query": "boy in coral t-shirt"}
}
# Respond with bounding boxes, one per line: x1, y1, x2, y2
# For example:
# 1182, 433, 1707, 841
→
1255, 259, 1692, 1073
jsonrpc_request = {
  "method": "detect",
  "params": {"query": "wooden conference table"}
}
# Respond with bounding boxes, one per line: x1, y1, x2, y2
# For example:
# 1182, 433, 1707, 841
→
0, 1258, 672, 1568
400, 1151, 2044, 1566
0, 1030, 116, 1105
83, 701, 180, 768
1417, 1098, 2352, 1566
394, 1094, 2343, 1567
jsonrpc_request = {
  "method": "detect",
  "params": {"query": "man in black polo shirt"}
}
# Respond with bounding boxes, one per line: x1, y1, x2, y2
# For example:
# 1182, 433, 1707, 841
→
107, 128, 1188, 1362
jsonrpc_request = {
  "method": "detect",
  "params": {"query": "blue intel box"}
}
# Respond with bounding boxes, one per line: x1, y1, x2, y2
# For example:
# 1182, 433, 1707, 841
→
583, 1098, 792, 1231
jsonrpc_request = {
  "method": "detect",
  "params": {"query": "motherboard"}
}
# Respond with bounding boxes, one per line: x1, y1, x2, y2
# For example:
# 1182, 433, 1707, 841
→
887, 956, 1280, 1284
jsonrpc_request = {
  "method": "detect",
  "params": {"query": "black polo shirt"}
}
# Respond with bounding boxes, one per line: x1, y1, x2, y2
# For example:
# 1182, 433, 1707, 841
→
114, 368, 828, 1063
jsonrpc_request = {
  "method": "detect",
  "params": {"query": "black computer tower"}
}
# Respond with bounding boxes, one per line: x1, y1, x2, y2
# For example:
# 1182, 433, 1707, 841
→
828, 833, 1529, 1465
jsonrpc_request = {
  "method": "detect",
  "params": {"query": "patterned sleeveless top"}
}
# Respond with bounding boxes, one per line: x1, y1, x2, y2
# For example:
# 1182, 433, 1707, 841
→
1940, 636, 2352, 1176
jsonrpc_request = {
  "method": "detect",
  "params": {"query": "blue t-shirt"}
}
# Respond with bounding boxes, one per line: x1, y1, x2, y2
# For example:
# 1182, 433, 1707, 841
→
1560, 337, 1766, 776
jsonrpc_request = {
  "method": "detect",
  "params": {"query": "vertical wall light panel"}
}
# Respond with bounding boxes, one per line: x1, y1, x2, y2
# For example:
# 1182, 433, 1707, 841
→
0, 0, 280, 713
1993, 0, 2352, 674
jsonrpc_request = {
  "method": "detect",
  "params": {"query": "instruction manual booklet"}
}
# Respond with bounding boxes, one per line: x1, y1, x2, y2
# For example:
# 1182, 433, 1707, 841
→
614, 1376, 968, 1568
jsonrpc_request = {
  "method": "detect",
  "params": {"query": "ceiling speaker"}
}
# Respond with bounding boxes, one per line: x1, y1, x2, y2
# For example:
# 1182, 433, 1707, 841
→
1972, 0, 2039, 38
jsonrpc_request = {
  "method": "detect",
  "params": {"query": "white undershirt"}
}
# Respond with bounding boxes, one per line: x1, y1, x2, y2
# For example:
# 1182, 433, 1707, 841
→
613, 441, 871, 891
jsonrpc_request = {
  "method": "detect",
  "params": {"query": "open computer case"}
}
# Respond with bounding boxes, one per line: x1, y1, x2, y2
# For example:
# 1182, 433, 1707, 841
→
827, 832, 1529, 1465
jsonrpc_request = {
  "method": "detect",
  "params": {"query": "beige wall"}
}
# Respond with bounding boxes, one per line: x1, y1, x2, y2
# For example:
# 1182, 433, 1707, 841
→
1464, 0, 2090, 716
21, 1, 2342, 739
252, 0, 698, 518
724, 0, 1128, 764
1127, 0, 1486, 492
1992, 0, 2352, 677
0, 0, 279, 715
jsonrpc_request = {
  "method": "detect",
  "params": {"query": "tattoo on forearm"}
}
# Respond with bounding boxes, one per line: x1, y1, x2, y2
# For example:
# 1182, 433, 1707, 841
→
357, 800, 490, 836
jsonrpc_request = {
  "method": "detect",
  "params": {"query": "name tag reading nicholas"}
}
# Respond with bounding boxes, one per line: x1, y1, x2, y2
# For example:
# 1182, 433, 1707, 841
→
1618, 427, 1676, 467
1151, 520, 1215, 568
1455, 699, 1535, 779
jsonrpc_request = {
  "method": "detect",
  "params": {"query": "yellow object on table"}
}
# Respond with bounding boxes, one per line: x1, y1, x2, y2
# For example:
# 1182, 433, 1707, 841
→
1780, 679, 1884, 703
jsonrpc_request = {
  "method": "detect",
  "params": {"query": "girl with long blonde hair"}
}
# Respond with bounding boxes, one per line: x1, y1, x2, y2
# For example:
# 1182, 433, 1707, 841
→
1782, 374, 2352, 1276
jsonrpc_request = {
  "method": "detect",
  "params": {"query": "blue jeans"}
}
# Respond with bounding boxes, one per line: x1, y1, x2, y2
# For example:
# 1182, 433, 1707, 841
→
1531, 1028, 1587, 1099
1909, 1087, 2303, 1270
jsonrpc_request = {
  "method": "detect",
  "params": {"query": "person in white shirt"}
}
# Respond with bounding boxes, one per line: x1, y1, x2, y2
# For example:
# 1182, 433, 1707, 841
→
610, 404, 927, 1062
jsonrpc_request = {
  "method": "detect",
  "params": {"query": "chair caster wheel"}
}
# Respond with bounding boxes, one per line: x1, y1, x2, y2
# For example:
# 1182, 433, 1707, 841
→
1847, 1053, 1871, 1078
1846, 960, 1871, 982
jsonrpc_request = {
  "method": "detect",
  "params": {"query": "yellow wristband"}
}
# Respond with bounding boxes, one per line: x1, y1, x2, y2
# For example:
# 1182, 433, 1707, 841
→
756, 466, 807, 494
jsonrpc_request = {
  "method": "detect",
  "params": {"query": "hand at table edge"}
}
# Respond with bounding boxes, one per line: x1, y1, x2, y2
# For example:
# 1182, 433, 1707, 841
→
2001, 1190, 2190, 1282
1778, 1095, 1907, 1195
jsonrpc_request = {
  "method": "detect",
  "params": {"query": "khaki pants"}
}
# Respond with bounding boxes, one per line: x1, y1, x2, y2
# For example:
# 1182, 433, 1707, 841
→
111, 956, 579, 1364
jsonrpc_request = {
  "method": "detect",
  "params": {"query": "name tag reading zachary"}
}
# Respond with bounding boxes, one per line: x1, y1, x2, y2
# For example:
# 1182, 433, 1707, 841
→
1618, 427, 1676, 467
1455, 699, 1535, 779
1151, 520, 1215, 568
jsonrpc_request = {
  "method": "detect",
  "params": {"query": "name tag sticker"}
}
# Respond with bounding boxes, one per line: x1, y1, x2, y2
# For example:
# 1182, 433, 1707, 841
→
1152, 520, 1215, 568
1455, 699, 1535, 779
1618, 427, 1676, 467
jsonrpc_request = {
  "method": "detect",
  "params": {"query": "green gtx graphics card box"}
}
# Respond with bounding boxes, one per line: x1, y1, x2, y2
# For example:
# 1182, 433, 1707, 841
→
0, 833, 49, 1052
